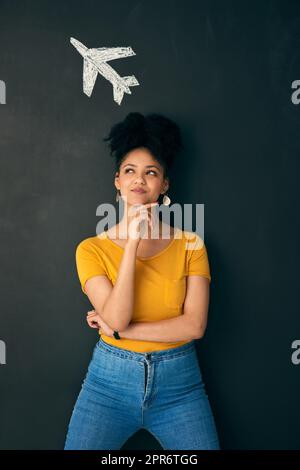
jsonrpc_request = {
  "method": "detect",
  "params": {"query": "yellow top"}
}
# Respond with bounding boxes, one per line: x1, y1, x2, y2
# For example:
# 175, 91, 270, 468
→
75, 228, 211, 353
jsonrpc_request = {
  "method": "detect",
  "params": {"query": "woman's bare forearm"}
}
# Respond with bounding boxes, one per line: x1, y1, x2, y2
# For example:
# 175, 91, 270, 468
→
101, 242, 138, 331
118, 314, 200, 342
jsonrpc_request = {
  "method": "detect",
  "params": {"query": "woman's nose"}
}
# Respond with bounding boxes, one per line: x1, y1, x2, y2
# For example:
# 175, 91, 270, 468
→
134, 176, 146, 183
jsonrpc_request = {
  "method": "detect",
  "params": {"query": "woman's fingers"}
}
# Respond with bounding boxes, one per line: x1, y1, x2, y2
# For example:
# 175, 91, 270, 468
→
131, 202, 158, 218
87, 320, 97, 326
141, 210, 155, 230
87, 310, 97, 316
86, 315, 98, 323
127, 202, 158, 241
87, 318, 100, 328
86, 310, 101, 328
142, 202, 158, 208
135, 210, 155, 233
147, 211, 155, 229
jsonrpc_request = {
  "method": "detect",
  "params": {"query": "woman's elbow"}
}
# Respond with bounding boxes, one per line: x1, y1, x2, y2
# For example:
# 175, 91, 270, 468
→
194, 322, 207, 339
104, 314, 129, 332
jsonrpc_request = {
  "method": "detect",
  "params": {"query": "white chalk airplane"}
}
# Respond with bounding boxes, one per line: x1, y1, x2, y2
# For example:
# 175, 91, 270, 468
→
70, 37, 139, 105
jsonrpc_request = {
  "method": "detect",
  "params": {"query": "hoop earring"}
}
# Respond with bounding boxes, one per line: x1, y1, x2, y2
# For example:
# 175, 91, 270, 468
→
162, 193, 171, 206
116, 190, 121, 202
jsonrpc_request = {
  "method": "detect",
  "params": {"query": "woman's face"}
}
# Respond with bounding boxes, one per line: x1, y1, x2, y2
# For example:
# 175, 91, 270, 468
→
114, 147, 169, 206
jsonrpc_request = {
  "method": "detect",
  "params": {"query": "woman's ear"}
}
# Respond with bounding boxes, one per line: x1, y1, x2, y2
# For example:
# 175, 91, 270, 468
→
163, 177, 169, 193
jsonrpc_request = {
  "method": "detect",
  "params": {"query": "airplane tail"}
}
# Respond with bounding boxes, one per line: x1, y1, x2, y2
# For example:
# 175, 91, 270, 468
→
113, 75, 139, 105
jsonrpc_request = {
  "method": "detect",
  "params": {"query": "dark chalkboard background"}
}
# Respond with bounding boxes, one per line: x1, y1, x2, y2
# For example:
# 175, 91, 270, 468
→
0, 0, 300, 450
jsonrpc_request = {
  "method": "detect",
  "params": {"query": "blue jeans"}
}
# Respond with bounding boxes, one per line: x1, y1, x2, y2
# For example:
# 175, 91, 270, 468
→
64, 337, 220, 450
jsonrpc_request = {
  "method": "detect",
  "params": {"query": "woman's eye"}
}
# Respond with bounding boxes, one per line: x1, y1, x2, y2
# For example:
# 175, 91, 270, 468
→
125, 169, 157, 175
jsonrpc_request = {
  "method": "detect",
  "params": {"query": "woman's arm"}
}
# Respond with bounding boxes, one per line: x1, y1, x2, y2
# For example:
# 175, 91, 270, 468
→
84, 203, 157, 331
86, 272, 210, 341
118, 276, 210, 342
85, 241, 138, 331
118, 314, 201, 342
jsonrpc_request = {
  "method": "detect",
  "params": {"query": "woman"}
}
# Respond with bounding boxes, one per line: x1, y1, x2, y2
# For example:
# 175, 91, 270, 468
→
64, 112, 220, 450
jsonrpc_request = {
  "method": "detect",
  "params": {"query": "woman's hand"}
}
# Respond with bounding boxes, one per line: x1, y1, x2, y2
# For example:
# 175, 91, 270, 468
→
86, 310, 115, 337
127, 202, 158, 244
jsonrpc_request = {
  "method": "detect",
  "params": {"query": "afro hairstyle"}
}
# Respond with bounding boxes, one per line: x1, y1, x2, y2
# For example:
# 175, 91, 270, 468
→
103, 112, 183, 178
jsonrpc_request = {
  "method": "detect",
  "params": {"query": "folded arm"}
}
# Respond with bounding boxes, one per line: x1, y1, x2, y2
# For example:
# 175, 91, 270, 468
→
119, 275, 210, 342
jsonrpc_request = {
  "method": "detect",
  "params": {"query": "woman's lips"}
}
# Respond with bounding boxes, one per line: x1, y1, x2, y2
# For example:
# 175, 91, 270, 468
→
131, 189, 146, 193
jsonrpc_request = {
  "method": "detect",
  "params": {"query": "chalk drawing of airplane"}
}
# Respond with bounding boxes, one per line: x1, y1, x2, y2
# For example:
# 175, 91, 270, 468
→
70, 37, 139, 105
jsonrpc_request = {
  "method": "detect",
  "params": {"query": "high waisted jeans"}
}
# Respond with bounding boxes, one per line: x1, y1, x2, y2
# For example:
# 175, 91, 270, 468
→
64, 337, 220, 450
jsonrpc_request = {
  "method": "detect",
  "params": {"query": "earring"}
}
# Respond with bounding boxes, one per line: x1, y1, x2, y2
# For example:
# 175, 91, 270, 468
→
162, 193, 171, 206
116, 190, 120, 202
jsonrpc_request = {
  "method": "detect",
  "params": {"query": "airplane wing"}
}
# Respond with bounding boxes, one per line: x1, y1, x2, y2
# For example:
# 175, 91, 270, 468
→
89, 47, 135, 63
83, 59, 98, 97
122, 75, 139, 87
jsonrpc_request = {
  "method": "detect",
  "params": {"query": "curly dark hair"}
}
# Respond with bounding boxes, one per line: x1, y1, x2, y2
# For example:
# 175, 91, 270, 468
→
103, 112, 183, 178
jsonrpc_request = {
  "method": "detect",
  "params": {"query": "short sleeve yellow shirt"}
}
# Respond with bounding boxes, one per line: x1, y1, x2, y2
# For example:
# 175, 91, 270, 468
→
75, 228, 211, 353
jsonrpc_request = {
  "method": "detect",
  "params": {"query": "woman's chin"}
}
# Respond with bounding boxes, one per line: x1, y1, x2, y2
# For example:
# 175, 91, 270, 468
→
128, 193, 152, 204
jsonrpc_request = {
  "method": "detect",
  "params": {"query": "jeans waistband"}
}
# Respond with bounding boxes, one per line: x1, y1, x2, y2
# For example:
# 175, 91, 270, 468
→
97, 337, 196, 362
